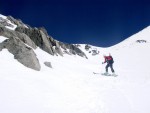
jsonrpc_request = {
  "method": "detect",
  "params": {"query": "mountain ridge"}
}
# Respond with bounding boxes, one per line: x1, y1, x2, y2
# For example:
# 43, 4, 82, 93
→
0, 14, 87, 70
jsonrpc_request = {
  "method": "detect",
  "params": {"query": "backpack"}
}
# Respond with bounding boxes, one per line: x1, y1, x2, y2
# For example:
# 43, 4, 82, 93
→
107, 56, 114, 64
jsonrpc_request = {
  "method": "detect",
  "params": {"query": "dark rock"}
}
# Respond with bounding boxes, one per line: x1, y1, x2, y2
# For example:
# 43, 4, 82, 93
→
44, 62, 52, 68
136, 40, 147, 43
91, 50, 99, 56
59, 42, 87, 58
85, 44, 91, 51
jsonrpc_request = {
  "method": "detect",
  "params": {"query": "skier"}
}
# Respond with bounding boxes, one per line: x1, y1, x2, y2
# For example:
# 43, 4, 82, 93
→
102, 53, 115, 75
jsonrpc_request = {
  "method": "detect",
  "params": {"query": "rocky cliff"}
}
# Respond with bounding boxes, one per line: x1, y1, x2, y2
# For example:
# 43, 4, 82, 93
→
0, 14, 87, 71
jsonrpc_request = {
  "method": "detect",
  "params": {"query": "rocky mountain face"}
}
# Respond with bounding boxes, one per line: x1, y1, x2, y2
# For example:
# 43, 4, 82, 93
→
85, 44, 100, 56
0, 15, 87, 71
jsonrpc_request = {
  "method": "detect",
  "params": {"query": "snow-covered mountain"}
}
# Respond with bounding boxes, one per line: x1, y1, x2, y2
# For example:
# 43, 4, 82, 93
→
0, 14, 87, 70
0, 14, 150, 113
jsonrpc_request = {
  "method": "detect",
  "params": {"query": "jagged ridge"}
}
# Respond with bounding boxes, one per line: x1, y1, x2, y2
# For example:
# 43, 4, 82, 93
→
0, 14, 87, 71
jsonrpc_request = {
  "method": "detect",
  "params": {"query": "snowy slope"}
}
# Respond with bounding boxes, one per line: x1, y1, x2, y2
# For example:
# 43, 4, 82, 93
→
0, 23, 150, 113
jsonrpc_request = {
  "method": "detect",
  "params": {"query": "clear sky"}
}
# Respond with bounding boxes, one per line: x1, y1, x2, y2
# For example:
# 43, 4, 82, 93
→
0, 0, 150, 47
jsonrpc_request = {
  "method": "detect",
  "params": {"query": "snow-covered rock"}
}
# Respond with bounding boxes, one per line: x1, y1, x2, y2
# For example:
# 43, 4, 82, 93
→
0, 14, 17, 30
1, 36, 41, 71
0, 14, 87, 70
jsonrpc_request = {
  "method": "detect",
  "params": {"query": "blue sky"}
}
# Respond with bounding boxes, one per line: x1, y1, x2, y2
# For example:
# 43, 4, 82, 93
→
0, 0, 150, 47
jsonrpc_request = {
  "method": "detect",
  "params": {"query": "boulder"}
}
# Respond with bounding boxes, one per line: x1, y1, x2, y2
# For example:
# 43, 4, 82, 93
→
44, 62, 52, 68
1, 36, 41, 71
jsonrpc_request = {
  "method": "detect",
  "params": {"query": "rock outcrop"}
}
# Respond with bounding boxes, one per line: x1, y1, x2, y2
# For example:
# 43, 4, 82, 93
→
0, 14, 87, 71
15, 26, 87, 58
85, 44, 99, 56
0, 36, 41, 71
16, 26, 54, 55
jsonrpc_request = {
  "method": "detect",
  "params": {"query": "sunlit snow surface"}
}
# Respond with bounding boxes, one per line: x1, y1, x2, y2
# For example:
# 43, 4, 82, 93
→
0, 24, 150, 113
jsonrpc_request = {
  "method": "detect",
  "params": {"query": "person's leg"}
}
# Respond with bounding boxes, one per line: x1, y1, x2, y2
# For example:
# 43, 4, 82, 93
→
105, 64, 109, 73
110, 63, 115, 73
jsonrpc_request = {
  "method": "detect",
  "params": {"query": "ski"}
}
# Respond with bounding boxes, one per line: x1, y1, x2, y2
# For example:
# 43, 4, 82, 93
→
101, 73, 118, 77
93, 72, 118, 77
